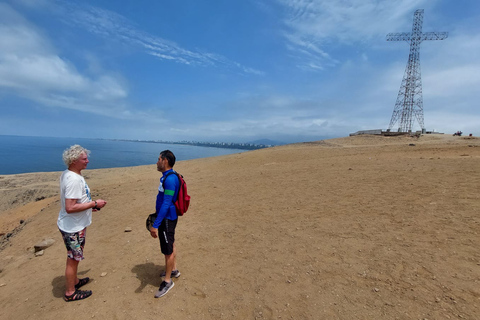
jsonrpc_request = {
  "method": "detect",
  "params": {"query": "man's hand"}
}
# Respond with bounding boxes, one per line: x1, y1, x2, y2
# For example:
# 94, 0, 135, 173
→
95, 199, 107, 209
150, 227, 158, 238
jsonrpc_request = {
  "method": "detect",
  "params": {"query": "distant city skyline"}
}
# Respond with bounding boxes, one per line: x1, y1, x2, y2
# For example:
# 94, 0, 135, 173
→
110, 137, 278, 149
0, 0, 479, 143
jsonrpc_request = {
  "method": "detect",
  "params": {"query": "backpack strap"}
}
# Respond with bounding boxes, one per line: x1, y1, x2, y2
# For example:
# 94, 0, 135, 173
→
161, 171, 175, 189
162, 171, 179, 200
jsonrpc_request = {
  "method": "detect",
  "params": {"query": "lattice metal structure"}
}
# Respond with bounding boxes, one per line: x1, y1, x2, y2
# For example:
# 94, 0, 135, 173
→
387, 9, 448, 133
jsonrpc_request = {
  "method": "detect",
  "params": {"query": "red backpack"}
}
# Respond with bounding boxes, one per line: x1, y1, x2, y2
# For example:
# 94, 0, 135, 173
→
163, 171, 191, 216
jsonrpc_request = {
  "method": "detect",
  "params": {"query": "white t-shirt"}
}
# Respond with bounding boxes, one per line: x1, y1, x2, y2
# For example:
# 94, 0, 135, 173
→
57, 169, 92, 233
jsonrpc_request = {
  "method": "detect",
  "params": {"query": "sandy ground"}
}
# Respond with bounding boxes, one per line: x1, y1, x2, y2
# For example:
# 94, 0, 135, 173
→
0, 134, 479, 320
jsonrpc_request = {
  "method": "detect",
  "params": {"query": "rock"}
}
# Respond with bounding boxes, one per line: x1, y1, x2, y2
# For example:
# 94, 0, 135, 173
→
34, 238, 55, 252
101, 272, 107, 277
35, 250, 44, 257
124, 227, 132, 232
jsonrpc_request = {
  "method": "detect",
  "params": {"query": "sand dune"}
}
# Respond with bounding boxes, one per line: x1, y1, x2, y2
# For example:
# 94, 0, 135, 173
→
0, 134, 479, 319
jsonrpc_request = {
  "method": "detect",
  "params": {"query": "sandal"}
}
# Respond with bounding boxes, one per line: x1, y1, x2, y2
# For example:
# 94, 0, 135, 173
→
64, 289, 92, 302
75, 277, 90, 290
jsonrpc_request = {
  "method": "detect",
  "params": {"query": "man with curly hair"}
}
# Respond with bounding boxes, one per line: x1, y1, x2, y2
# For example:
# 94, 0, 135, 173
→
57, 144, 107, 302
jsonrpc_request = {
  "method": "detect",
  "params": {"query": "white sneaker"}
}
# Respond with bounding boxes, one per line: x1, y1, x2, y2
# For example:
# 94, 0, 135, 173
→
154, 280, 174, 298
160, 269, 181, 278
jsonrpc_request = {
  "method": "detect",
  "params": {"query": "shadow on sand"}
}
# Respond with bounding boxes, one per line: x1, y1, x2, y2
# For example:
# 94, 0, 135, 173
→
131, 262, 164, 293
51, 269, 91, 298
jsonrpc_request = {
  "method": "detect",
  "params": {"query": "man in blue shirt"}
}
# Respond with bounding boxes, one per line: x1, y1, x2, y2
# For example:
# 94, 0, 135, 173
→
150, 150, 180, 298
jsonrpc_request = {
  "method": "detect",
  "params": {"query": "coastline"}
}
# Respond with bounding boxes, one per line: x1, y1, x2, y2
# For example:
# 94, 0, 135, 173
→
0, 134, 250, 175
1, 133, 477, 239
1, 134, 479, 319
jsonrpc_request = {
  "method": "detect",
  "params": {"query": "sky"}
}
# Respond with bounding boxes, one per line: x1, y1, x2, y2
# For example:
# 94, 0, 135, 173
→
0, 0, 478, 144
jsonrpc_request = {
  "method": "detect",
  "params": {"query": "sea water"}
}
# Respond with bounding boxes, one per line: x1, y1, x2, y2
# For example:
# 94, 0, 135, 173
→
0, 135, 246, 175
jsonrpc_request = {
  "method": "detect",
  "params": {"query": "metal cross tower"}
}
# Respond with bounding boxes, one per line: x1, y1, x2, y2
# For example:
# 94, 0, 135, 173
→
387, 9, 448, 133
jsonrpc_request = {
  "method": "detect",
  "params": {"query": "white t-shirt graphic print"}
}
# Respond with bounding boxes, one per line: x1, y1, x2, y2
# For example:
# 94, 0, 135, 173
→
57, 170, 92, 233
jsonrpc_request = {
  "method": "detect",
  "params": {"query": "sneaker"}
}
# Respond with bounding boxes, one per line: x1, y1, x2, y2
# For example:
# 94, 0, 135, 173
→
155, 280, 174, 298
160, 269, 181, 278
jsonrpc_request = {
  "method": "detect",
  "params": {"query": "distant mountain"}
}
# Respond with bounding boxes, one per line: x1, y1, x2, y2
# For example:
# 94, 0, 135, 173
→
247, 139, 286, 146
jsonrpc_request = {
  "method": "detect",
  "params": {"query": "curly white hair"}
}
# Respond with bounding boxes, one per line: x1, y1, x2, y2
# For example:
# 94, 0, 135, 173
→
62, 144, 91, 167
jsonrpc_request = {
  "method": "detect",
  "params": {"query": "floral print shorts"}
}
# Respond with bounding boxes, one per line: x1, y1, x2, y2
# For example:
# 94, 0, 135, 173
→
59, 228, 86, 261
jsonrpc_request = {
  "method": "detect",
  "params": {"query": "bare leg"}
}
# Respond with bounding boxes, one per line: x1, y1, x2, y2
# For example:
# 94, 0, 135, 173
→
65, 258, 79, 296
172, 243, 177, 271
164, 243, 176, 283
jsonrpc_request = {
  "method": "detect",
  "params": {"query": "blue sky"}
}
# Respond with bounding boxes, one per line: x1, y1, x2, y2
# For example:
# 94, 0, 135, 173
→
0, 0, 478, 144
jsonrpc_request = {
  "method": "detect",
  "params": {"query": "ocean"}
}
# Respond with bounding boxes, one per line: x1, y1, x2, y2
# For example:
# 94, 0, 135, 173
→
0, 135, 246, 175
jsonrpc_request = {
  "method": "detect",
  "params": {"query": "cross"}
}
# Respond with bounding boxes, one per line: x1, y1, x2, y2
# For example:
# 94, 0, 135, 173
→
387, 9, 448, 133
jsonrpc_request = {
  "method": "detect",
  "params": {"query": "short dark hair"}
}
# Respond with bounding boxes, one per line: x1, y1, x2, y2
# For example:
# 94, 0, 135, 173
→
160, 150, 176, 167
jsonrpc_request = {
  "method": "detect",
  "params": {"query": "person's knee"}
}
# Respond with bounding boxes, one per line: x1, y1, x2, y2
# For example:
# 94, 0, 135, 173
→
66, 257, 80, 265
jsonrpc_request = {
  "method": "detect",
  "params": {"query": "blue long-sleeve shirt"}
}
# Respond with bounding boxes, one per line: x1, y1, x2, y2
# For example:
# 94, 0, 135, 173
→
153, 169, 179, 228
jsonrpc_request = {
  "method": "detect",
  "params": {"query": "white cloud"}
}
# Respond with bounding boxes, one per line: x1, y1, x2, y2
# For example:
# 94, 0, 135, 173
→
275, 0, 434, 70
279, 0, 432, 40
424, 65, 480, 98
0, 3, 131, 117
422, 31, 480, 98
53, 1, 262, 75
0, 54, 87, 91
427, 112, 480, 135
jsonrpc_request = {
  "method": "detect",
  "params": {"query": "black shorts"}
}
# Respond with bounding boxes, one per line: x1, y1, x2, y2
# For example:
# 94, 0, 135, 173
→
159, 218, 177, 255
